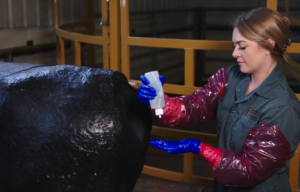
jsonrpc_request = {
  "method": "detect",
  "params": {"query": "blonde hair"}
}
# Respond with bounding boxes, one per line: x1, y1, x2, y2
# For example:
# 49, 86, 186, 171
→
232, 7, 300, 72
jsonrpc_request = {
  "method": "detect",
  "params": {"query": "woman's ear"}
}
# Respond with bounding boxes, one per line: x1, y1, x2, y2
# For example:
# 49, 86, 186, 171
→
267, 38, 275, 49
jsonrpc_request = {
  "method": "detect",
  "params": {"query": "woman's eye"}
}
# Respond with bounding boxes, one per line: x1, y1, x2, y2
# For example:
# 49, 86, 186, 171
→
239, 47, 246, 50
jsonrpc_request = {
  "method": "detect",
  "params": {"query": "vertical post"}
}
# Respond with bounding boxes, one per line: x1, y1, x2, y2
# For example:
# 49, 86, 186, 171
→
184, 48, 195, 87
121, 0, 130, 79
102, 0, 110, 69
184, 48, 195, 176
85, 0, 96, 67
75, 41, 82, 66
59, 37, 65, 65
71, 28, 75, 49
110, 0, 121, 71
289, 145, 300, 191
266, 0, 278, 11
183, 153, 194, 176
285, 0, 289, 18
54, 0, 60, 64
54, 0, 59, 28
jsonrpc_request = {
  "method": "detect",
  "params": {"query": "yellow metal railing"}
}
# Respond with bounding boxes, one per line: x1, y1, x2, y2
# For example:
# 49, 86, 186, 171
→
55, 0, 300, 190
54, 0, 110, 69
286, 0, 300, 27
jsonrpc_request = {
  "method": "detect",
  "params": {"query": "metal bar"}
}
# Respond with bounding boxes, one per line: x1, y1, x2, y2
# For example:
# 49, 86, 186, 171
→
290, 19, 300, 27
56, 28, 105, 45
286, 43, 300, 54
289, 145, 300, 191
129, 7, 256, 15
266, 0, 277, 11
126, 37, 300, 54
59, 21, 86, 30
71, 28, 75, 49
85, 0, 96, 67
110, 0, 121, 71
56, 35, 60, 64
59, 37, 65, 65
183, 153, 194, 175
285, 0, 289, 18
75, 40, 81, 66
102, 0, 110, 69
121, 0, 130, 79
185, 48, 195, 87
54, 0, 59, 27
126, 37, 234, 51
142, 165, 214, 188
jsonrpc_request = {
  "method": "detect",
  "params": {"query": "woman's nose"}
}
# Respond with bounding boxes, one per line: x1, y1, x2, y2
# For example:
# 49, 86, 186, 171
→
232, 48, 240, 58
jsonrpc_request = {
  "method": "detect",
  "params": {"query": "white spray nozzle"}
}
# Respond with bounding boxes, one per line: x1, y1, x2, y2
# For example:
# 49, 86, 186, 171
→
155, 108, 164, 118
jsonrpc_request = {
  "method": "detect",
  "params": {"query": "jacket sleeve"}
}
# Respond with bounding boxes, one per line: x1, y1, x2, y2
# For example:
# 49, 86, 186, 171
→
199, 123, 291, 187
159, 68, 228, 127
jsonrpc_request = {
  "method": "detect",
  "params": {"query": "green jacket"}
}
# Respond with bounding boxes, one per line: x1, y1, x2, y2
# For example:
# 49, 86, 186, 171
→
214, 64, 300, 192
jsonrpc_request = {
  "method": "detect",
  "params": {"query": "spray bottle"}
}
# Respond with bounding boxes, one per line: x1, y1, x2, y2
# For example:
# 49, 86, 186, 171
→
144, 71, 165, 118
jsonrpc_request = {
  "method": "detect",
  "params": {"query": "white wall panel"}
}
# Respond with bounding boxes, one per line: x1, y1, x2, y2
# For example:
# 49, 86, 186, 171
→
26, 0, 37, 27
12, 0, 23, 27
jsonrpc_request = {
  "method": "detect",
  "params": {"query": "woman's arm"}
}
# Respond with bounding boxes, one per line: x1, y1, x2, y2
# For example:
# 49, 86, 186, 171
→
160, 68, 228, 127
200, 123, 291, 187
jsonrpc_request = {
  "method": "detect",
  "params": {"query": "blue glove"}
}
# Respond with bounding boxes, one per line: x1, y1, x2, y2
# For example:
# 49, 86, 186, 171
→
138, 75, 165, 105
150, 139, 200, 155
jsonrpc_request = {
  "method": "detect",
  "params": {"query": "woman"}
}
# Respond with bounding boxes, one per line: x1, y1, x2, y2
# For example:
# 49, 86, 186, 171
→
138, 7, 300, 192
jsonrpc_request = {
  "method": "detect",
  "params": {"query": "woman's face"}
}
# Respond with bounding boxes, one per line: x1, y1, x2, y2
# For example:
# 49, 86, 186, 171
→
232, 28, 269, 74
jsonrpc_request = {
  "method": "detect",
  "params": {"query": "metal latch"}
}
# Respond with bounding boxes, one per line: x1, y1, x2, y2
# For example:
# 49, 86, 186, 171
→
100, 20, 109, 26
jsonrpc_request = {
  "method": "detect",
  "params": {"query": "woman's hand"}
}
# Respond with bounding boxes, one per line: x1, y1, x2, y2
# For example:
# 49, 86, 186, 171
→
137, 75, 165, 105
150, 139, 200, 155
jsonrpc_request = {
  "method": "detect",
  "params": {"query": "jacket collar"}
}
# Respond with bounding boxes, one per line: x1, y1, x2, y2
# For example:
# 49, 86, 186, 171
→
235, 64, 284, 100
252, 64, 284, 99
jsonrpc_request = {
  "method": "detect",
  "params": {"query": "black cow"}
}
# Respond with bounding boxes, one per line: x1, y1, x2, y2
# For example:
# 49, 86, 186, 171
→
0, 62, 152, 192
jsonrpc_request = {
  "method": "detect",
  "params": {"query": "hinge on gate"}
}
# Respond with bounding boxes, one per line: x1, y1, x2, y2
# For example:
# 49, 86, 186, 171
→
100, 20, 109, 26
